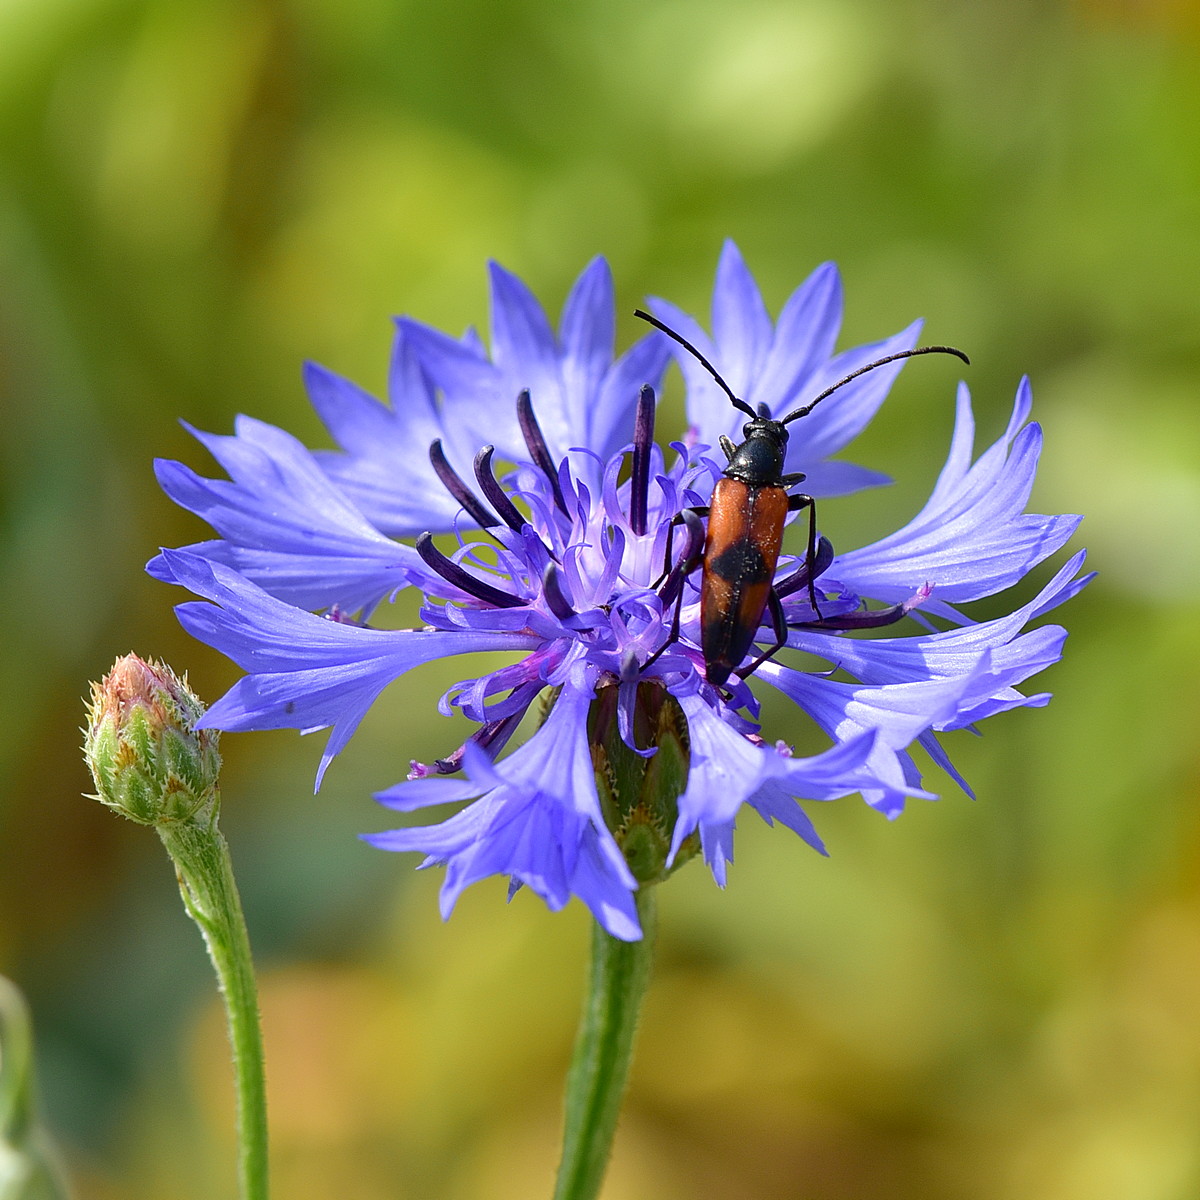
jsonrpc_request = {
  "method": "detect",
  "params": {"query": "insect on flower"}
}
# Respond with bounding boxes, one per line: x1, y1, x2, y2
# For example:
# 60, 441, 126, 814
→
634, 309, 970, 686
148, 242, 1091, 939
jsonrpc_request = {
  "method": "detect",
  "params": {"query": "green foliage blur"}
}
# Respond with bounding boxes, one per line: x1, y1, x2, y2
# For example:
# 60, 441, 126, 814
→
2, 0, 1199, 1196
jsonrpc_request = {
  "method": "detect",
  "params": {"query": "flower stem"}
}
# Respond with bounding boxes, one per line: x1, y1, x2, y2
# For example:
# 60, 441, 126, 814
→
553, 885, 657, 1200
158, 818, 268, 1200
0, 975, 73, 1199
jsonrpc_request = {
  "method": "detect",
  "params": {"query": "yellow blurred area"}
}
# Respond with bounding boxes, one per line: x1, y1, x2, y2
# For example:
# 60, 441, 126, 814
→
3, 0, 1200, 1196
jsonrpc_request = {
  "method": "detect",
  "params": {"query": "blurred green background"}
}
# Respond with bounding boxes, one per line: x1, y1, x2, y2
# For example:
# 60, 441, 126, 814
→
2, 0, 1199, 1196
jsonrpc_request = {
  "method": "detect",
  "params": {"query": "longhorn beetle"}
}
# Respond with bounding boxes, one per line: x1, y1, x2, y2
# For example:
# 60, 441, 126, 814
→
634, 309, 969, 687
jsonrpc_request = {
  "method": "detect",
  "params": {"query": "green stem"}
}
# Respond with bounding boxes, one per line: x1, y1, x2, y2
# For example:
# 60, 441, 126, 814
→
158, 818, 268, 1200
0, 976, 73, 1200
553, 886, 657, 1200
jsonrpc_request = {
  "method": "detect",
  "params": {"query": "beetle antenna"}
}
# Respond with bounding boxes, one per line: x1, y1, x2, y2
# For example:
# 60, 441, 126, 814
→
634, 308, 757, 419
780, 344, 970, 426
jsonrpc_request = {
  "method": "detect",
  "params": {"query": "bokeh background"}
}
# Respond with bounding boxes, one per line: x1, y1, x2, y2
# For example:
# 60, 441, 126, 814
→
2, 0, 1199, 1196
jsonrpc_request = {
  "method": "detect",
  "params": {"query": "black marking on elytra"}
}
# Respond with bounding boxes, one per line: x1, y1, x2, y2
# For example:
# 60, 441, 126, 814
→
708, 540, 771, 585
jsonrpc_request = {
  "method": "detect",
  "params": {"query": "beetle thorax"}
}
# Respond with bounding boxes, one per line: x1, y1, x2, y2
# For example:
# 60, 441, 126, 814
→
723, 417, 788, 486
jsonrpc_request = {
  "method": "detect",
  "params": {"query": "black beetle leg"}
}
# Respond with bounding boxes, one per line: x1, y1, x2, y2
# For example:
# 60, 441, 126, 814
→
735, 587, 790, 680
643, 528, 705, 674
786, 492, 822, 620
650, 505, 709, 590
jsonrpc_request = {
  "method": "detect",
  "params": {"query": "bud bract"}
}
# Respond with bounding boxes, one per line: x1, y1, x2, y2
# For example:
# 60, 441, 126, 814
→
83, 654, 220, 826
590, 681, 698, 884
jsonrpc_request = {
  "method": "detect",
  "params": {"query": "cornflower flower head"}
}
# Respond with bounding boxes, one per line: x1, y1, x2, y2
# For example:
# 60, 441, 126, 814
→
150, 242, 1089, 940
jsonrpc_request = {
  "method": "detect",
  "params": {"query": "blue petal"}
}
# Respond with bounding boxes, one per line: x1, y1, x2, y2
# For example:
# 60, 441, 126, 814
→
649, 251, 923, 502
831, 380, 1082, 609
150, 418, 428, 611
757, 662, 977, 815
747, 783, 828, 854
644, 296, 732, 449
711, 240, 772, 395
781, 321, 922, 470
374, 776, 484, 811
396, 317, 526, 464
589, 333, 672, 461
668, 695, 889, 871
488, 261, 571, 458
669, 694, 774, 863
559, 257, 615, 439
752, 261, 843, 413
365, 680, 642, 939
796, 459, 892, 499
161, 551, 540, 786
310, 329, 506, 536
787, 552, 1090, 724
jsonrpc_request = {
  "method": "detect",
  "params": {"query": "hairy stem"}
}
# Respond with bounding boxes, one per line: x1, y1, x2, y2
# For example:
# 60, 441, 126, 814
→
159, 819, 268, 1200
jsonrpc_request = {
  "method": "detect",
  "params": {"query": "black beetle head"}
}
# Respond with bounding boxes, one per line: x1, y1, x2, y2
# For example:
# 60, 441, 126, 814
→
741, 416, 788, 445
725, 417, 789, 485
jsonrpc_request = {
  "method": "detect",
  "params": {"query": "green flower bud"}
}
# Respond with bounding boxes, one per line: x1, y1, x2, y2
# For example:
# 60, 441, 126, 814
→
83, 654, 220, 826
590, 680, 698, 884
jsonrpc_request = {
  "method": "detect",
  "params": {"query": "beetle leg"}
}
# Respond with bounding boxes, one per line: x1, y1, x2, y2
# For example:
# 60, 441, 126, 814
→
641, 586, 685, 674
735, 587, 789, 680
643, 521, 705, 674
652, 505, 710, 590
719, 435, 737, 462
786, 492, 823, 619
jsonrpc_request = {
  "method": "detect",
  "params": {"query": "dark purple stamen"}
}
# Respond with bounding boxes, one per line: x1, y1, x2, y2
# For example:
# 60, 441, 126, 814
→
542, 564, 576, 622
429, 708, 526, 774
429, 439, 497, 528
798, 601, 916, 631
516, 389, 569, 516
658, 509, 706, 607
774, 536, 835, 599
415, 532, 526, 608
630, 384, 655, 537
473, 446, 527, 532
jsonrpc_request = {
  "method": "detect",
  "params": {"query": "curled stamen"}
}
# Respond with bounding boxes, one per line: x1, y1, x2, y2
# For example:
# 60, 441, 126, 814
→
774, 536, 835, 599
658, 509, 706, 607
542, 564, 578, 623
630, 384, 655, 536
799, 583, 932, 630
429, 439, 497, 528
473, 446, 527, 532
420, 707, 527, 776
516, 389, 569, 516
415, 532, 526, 608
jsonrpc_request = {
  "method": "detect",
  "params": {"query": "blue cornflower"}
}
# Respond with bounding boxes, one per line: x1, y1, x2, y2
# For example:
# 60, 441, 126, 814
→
150, 242, 1089, 940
